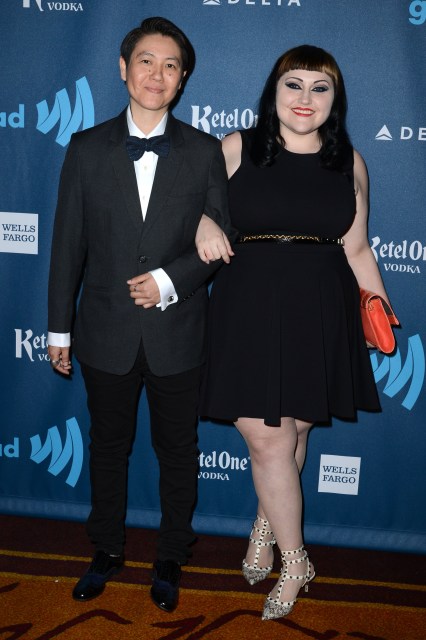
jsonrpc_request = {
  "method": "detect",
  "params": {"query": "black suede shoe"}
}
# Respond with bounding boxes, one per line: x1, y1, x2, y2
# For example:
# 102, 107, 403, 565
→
72, 550, 124, 601
150, 559, 182, 612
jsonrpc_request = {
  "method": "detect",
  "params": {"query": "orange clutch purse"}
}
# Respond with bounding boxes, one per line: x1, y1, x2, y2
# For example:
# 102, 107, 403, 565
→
359, 288, 399, 354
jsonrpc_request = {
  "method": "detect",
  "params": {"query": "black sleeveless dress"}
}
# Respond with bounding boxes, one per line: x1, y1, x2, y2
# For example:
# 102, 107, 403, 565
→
199, 130, 380, 426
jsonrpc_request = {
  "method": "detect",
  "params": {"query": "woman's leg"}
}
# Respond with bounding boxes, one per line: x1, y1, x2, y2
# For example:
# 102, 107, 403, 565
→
237, 417, 314, 605
294, 419, 314, 472
243, 419, 313, 571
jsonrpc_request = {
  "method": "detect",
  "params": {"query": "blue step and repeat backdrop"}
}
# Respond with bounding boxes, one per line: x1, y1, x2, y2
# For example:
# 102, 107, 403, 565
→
1, 0, 425, 554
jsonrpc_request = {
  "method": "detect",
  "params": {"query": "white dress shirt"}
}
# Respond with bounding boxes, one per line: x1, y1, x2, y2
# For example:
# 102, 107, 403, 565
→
126, 108, 177, 310
48, 106, 178, 349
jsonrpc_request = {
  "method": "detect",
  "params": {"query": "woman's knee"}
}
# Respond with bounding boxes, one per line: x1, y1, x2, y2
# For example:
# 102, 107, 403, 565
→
237, 419, 298, 463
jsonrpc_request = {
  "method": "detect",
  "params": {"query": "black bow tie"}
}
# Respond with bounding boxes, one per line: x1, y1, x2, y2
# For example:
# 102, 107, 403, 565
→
126, 134, 170, 161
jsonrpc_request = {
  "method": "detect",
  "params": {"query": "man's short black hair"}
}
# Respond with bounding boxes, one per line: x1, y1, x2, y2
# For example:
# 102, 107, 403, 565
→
120, 16, 195, 77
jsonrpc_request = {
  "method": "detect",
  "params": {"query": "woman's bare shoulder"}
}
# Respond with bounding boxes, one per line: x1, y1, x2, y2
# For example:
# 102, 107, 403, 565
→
222, 131, 243, 178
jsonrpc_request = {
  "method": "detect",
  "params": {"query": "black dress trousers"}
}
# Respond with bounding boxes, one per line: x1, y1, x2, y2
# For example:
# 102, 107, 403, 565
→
80, 339, 201, 564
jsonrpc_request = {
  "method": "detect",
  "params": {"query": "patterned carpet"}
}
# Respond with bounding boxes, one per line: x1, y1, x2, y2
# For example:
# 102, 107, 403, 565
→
0, 515, 425, 639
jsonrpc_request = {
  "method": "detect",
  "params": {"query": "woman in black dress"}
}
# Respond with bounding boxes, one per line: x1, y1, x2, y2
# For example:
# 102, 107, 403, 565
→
196, 45, 392, 621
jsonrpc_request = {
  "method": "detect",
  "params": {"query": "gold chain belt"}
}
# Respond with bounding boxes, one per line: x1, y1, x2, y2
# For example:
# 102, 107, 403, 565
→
237, 234, 344, 245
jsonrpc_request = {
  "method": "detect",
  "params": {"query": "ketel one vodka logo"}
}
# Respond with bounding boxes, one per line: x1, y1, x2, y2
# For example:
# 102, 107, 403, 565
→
198, 450, 250, 480
23, 0, 43, 9
15, 329, 49, 362
23, 1, 84, 11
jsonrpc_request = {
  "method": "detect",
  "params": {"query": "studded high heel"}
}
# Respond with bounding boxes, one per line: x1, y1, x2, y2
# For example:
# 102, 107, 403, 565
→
262, 545, 315, 620
242, 515, 276, 585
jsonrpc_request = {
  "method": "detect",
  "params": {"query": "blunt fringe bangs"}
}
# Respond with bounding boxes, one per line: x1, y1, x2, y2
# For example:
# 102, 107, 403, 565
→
276, 45, 341, 92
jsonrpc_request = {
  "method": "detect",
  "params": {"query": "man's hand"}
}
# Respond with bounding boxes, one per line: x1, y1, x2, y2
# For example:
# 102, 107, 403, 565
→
128, 273, 161, 308
47, 346, 72, 376
195, 214, 234, 264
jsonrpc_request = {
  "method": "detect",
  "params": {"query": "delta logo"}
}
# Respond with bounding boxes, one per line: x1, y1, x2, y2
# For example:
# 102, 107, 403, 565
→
375, 124, 426, 141
202, 0, 301, 7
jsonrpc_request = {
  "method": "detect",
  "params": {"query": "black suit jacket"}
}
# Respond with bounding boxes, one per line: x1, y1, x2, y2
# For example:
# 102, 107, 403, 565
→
48, 110, 230, 376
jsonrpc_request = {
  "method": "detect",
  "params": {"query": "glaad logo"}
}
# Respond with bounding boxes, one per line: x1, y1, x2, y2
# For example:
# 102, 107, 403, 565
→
0, 78, 94, 146
375, 124, 426, 141
198, 450, 250, 480
23, 0, 84, 11
0, 438, 19, 458
0, 105, 24, 128
36, 76, 94, 147
30, 418, 84, 487
318, 455, 361, 495
409, 0, 426, 24
192, 105, 257, 139
371, 335, 424, 411
371, 236, 425, 274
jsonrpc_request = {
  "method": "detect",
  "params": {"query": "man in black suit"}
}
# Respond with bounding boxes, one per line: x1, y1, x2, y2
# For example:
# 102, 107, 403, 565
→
47, 16, 230, 612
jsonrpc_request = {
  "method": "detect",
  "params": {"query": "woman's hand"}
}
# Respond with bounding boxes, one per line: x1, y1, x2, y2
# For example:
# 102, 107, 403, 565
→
195, 214, 234, 264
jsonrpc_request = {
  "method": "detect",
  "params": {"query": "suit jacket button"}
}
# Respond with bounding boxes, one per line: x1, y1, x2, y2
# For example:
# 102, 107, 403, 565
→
138, 255, 147, 263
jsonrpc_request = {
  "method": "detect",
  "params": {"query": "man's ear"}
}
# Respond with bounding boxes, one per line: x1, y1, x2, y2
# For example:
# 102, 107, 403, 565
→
119, 57, 127, 83
179, 69, 187, 90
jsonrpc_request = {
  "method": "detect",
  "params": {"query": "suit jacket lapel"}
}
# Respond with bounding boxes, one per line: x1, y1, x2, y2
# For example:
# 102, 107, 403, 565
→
142, 115, 184, 238
109, 110, 143, 232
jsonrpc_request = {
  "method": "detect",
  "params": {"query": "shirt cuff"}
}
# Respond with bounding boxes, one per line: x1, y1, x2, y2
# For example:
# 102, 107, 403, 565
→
48, 332, 71, 347
150, 268, 178, 311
